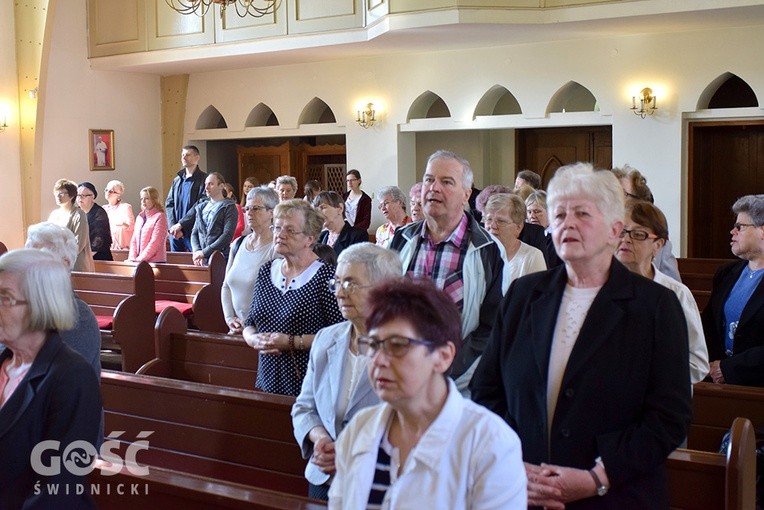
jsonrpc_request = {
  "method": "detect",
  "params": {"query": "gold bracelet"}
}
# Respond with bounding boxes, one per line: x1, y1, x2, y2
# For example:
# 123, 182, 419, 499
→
288, 334, 296, 351
298, 336, 305, 350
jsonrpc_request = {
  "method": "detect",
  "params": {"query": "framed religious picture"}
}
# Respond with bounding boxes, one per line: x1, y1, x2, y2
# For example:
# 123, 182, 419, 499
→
89, 129, 115, 171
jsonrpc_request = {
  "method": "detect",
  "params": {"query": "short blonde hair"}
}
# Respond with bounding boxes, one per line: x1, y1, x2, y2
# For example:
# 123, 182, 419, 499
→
274, 199, 325, 239
485, 193, 526, 226
0, 249, 76, 331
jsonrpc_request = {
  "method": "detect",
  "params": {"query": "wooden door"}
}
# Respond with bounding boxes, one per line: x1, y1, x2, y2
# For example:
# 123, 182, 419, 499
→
237, 142, 292, 191
689, 121, 764, 258
516, 126, 612, 188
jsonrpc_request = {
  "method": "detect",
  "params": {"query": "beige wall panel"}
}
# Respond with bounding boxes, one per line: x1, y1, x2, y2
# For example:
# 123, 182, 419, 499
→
148, 0, 214, 50
88, 0, 146, 57
215, 4, 287, 42
389, 0, 541, 12
366, 0, 388, 24
288, 0, 362, 34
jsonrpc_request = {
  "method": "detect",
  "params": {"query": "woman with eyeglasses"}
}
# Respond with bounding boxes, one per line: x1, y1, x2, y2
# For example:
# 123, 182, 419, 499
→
314, 191, 368, 257
374, 186, 412, 249
292, 243, 401, 500
77, 182, 113, 261
222, 187, 278, 335
615, 200, 709, 384
343, 169, 372, 231
328, 278, 526, 509
702, 194, 764, 387
103, 180, 135, 250
482, 193, 546, 289
243, 199, 343, 396
0, 249, 101, 509
48, 178, 94, 272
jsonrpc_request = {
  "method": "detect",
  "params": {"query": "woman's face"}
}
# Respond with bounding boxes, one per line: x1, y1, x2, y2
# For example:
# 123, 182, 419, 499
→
346, 174, 361, 193
551, 197, 622, 264
366, 318, 452, 407
409, 193, 423, 222
315, 201, 343, 230
276, 184, 295, 202
615, 216, 663, 269
105, 187, 122, 206
245, 196, 272, 231
54, 188, 71, 206
379, 195, 405, 224
482, 208, 523, 244
526, 201, 549, 229
76, 186, 95, 212
242, 180, 256, 198
140, 192, 155, 211
0, 271, 29, 347
272, 213, 312, 256
333, 262, 373, 323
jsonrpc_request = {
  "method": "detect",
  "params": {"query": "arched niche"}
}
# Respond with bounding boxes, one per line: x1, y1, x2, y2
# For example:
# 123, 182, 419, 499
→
407, 91, 452, 120
195, 105, 228, 129
474, 85, 522, 117
245, 103, 279, 127
547, 81, 597, 114
697, 72, 759, 109
298, 98, 337, 125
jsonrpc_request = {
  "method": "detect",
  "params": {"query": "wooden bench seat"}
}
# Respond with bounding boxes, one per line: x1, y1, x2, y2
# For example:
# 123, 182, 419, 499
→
94, 251, 227, 333
101, 370, 306, 496
677, 257, 733, 312
137, 306, 258, 389
72, 262, 155, 372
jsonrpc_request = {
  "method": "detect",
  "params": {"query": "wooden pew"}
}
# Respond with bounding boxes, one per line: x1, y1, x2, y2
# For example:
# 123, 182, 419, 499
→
677, 258, 733, 312
91, 462, 326, 509
690, 381, 764, 450
72, 262, 156, 372
100, 370, 307, 496
138, 306, 258, 390
667, 417, 756, 510
94, 251, 227, 333
112, 248, 195, 265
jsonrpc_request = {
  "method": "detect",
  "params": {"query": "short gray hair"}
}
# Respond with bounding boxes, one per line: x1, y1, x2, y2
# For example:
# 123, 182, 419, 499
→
276, 175, 298, 190
337, 243, 403, 285
377, 186, 407, 213
485, 193, 526, 225
547, 162, 624, 227
732, 195, 764, 226
25, 222, 78, 272
247, 186, 279, 210
426, 150, 474, 190
274, 198, 325, 239
0, 249, 76, 331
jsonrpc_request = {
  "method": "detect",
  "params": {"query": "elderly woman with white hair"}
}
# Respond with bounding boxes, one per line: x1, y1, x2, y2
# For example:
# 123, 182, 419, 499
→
0, 249, 102, 509
472, 163, 691, 509
276, 175, 298, 202
292, 243, 402, 500
374, 186, 412, 249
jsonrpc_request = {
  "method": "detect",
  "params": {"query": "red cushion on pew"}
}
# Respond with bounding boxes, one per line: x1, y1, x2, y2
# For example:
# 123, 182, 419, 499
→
96, 316, 113, 329
155, 300, 194, 316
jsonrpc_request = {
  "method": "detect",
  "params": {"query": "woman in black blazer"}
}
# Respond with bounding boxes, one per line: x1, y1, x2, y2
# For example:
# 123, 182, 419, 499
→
472, 163, 691, 509
314, 191, 368, 257
0, 249, 102, 509
702, 194, 764, 386
342, 169, 372, 231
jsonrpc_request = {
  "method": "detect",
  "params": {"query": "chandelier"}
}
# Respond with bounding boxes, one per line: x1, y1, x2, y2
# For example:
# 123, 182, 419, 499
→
165, 0, 281, 20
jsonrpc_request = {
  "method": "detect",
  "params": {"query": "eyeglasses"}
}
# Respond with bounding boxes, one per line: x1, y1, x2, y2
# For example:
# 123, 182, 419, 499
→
358, 335, 434, 358
244, 206, 269, 213
270, 225, 304, 237
346, 178, 359, 183
482, 217, 512, 227
105, 189, 119, 195
0, 296, 28, 307
619, 228, 658, 241
76, 194, 94, 198
328, 278, 371, 294
733, 223, 758, 232
378, 201, 397, 210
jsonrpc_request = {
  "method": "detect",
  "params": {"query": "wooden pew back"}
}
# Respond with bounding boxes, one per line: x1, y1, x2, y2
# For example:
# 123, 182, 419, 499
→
72, 262, 156, 372
677, 258, 733, 312
101, 370, 306, 496
138, 306, 258, 390
112, 248, 195, 265
690, 381, 764, 451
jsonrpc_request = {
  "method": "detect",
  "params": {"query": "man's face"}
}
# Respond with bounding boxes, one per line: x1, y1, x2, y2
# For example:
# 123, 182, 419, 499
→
181, 149, 200, 170
422, 157, 470, 225
205, 176, 224, 200
514, 177, 529, 189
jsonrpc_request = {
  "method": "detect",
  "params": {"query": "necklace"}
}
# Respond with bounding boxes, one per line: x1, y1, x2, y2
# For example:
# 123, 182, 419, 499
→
745, 265, 764, 279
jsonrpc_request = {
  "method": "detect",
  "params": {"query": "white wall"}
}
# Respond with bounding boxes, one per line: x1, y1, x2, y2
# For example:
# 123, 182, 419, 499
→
182, 23, 764, 254
39, 0, 161, 219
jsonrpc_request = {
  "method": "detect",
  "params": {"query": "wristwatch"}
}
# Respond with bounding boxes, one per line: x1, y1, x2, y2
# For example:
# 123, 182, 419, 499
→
588, 469, 608, 496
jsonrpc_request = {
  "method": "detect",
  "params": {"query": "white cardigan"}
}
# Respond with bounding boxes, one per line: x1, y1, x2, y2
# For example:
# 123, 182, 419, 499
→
328, 379, 526, 510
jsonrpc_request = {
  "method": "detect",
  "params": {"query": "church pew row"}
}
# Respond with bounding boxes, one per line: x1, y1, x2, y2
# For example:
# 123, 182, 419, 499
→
72, 261, 156, 372
112, 248, 195, 265
667, 417, 755, 510
94, 250, 227, 333
690, 381, 764, 451
137, 306, 258, 390
676, 257, 733, 312
100, 370, 307, 496
90, 462, 326, 510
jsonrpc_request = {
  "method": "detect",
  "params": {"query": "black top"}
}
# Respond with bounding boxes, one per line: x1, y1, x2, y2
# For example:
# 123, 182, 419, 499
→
86, 203, 113, 260
317, 222, 369, 257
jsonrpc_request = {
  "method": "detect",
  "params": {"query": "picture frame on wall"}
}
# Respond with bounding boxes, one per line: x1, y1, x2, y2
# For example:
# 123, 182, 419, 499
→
89, 129, 115, 171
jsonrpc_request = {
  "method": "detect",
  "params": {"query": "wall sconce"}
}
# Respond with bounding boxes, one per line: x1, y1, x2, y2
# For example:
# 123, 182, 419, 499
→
631, 88, 657, 118
28, 87, 38, 100
356, 103, 376, 129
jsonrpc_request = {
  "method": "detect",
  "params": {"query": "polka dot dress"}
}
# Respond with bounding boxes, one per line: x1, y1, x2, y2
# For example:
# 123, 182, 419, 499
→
245, 260, 343, 396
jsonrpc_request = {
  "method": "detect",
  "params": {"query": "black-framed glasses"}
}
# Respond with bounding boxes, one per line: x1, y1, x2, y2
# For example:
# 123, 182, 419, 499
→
270, 225, 304, 237
357, 335, 434, 358
619, 228, 657, 241
328, 278, 371, 294
733, 223, 757, 232
0, 296, 28, 307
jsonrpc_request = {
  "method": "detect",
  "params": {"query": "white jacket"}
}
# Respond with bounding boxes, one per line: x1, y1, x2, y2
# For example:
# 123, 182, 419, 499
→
328, 379, 526, 510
